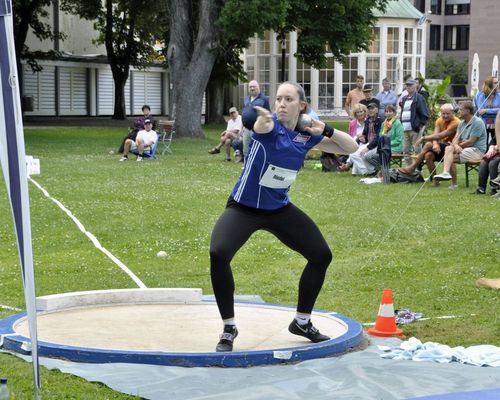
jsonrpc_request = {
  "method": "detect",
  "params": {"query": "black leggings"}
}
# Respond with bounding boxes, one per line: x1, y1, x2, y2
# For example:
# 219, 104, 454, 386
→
210, 199, 332, 320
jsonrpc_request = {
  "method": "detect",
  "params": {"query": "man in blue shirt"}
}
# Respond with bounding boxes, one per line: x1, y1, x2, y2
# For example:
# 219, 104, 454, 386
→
375, 78, 398, 119
241, 80, 271, 160
434, 100, 487, 188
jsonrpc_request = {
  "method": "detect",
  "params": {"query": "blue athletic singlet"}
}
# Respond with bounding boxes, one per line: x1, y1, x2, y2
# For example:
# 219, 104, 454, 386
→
231, 115, 323, 210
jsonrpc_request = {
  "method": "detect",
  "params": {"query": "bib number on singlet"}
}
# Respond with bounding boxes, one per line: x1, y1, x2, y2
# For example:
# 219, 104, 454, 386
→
259, 164, 298, 189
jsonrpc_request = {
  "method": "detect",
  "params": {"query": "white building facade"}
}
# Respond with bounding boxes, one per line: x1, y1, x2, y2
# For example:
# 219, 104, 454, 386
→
234, 2, 426, 116
22, 0, 424, 118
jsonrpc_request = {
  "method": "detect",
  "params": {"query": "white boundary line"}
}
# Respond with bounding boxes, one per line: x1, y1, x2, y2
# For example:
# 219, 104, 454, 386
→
362, 313, 477, 326
0, 304, 21, 311
29, 177, 147, 289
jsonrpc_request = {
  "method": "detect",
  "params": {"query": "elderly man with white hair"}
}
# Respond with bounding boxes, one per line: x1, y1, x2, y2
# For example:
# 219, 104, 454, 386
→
399, 103, 460, 182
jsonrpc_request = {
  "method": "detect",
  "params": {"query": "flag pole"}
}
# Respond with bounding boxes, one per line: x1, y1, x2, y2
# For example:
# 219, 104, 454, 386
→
0, 1, 41, 398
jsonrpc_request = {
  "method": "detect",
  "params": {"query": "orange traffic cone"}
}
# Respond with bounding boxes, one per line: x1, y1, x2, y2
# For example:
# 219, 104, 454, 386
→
368, 288, 404, 337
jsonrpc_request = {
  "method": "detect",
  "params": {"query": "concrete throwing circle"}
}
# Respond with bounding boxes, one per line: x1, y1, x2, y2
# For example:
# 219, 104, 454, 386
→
0, 289, 364, 367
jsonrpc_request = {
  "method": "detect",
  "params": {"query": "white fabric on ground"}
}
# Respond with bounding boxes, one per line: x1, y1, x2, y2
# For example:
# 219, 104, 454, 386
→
380, 337, 500, 367
6, 337, 500, 400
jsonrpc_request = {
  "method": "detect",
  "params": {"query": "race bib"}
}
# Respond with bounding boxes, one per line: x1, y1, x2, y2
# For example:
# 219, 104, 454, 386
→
259, 164, 297, 189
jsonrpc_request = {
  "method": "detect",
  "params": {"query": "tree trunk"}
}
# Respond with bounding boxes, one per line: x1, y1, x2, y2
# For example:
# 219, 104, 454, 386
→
112, 74, 127, 120
168, 0, 220, 137
206, 80, 226, 124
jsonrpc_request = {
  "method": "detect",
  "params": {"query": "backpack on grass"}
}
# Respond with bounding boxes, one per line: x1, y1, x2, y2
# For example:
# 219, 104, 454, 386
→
320, 152, 341, 172
389, 169, 424, 184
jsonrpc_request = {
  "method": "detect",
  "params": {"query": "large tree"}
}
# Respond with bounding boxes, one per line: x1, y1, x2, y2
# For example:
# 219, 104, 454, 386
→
169, 0, 388, 137
62, 0, 167, 119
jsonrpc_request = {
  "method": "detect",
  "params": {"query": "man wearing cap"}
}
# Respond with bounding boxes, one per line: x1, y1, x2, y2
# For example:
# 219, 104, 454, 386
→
415, 77, 429, 102
208, 107, 243, 161
120, 119, 158, 162
359, 86, 380, 109
399, 78, 430, 165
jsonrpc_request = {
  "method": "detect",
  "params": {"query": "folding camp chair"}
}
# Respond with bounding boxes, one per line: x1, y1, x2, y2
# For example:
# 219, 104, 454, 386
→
130, 134, 160, 160
158, 120, 175, 155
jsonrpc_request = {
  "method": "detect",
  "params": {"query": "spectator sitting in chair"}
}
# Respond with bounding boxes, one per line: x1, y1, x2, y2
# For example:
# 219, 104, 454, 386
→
134, 105, 157, 131
208, 107, 243, 161
120, 119, 157, 162
360, 104, 403, 176
433, 101, 487, 189
475, 109, 500, 196
398, 103, 460, 184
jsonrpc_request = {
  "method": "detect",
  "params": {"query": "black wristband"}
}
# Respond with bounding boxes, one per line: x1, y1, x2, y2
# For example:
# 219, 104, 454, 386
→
322, 124, 334, 138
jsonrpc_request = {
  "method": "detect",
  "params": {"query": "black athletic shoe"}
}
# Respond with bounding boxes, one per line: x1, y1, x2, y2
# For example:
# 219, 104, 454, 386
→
216, 325, 238, 352
288, 320, 330, 343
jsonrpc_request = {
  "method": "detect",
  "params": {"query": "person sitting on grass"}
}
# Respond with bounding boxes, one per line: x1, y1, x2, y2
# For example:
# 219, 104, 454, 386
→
340, 103, 382, 175
433, 101, 487, 189
348, 103, 368, 141
208, 107, 243, 161
399, 103, 460, 184
361, 104, 403, 175
120, 119, 157, 162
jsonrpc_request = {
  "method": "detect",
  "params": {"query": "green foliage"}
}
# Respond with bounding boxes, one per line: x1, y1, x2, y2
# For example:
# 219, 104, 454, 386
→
13, 0, 66, 71
426, 54, 468, 85
0, 124, 498, 395
418, 72, 453, 132
288, 0, 389, 68
214, 0, 389, 84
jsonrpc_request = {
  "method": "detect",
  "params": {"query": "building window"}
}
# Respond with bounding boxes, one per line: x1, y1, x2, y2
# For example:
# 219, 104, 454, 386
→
296, 62, 312, 103
445, 0, 470, 15
369, 27, 380, 53
444, 25, 469, 50
246, 56, 255, 79
259, 31, 271, 54
342, 56, 358, 106
416, 57, 422, 76
416, 29, 423, 55
247, 37, 256, 55
431, 0, 442, 15
403, 57, 413, 79
414, 0, 426, 13
319, 57, 335, 110
365, 57, 380, 94
430, 25, 441, 50
404, 28, 414, 54
258, 56, 270, 95
386, 56, 399, 87
387, 27, 400, 54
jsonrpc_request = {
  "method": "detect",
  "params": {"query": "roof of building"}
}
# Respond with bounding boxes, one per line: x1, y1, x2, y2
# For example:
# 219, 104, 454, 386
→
373, 0, 424, 20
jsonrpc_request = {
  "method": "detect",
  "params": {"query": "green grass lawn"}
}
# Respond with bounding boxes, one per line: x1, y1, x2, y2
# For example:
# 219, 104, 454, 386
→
0, 122, 498, 398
